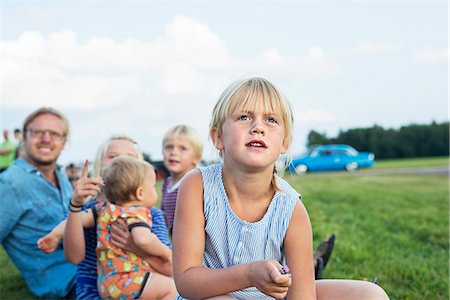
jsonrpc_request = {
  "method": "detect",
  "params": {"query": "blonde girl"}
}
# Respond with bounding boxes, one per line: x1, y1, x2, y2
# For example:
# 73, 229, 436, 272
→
172, 77, 389, 299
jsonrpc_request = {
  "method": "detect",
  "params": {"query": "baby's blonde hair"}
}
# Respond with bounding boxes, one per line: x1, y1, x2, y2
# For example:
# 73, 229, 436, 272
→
209, 77, 294, 190
162, 125, 203, 160
103, 156, 153, 205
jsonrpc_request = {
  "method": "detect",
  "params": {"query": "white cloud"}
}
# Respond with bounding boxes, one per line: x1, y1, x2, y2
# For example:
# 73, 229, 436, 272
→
261, 48, 285, 67
258, 46, 336, 76
295, 109, 335, 124
356, 42, 399, 54
3, 16, 340, 111
2, 16, 234, 108
308, 46, 324, 60
412, 45, 448, 63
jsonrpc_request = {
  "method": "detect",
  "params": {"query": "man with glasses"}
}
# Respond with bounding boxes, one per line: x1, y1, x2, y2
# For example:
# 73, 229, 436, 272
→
0, 107, 76, 298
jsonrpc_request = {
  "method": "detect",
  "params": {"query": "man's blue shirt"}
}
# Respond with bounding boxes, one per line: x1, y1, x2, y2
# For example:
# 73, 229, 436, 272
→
0, 158, 77, 298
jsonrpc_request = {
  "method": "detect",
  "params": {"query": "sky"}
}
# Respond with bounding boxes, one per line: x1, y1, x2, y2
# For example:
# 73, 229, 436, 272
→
0, 0, 448, 165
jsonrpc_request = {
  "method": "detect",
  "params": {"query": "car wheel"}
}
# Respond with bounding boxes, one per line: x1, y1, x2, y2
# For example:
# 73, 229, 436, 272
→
345, 162, 358, 172
295, 164, 308, 175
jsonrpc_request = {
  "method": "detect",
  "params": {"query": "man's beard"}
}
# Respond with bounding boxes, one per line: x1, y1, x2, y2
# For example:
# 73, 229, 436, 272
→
26, 152, 57, 167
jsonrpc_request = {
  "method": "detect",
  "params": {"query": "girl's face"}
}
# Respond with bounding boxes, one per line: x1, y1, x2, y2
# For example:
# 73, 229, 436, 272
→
102, 139, 139, 168
212, 104, 288, 171
162, 137, 199, 179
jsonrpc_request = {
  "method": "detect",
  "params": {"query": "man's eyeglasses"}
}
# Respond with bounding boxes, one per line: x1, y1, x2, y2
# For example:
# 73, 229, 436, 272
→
25, 128, 66, 141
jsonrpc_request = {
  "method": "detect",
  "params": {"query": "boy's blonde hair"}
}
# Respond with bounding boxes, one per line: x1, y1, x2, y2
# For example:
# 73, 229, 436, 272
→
162, 125, 203, 160
209, 77, 294, 190
93, 135, 142, 178
102, 156, 153, 205
210, 77, 294, 149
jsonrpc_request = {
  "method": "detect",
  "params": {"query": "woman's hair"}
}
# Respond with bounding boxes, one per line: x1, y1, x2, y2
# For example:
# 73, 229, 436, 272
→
92, 135, 142, 178
162, 125, 203, 160
102, 156, 153, 204
209, 77, 294, 190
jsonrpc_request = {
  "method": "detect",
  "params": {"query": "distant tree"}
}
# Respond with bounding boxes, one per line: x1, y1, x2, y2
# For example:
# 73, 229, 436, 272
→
306, 121, 449, 159
307, 130, 329, 147
142, 152, 152, 163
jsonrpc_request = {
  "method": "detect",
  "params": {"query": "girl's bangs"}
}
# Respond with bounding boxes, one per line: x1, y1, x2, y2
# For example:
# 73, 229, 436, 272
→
228, 82, 287, 123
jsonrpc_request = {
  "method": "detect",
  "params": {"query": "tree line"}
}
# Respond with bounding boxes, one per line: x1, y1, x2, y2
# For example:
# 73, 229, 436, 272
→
307, 121, 449, 159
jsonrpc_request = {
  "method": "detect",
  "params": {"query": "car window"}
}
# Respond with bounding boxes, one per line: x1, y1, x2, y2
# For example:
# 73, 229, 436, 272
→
319, 150, 333, 156
335, 150, 348, 156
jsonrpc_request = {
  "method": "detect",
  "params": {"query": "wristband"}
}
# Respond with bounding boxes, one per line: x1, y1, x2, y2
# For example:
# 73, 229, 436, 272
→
70, 200, 83, 208
69, 204, 87, 213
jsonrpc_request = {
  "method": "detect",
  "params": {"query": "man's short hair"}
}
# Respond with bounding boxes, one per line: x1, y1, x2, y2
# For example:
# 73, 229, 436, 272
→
22, 107, 70, 137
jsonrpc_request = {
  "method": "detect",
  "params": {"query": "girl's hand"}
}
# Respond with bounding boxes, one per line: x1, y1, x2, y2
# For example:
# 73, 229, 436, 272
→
249, 260, 291, 300
71, 160, 104, 206
37, 232, 60, 253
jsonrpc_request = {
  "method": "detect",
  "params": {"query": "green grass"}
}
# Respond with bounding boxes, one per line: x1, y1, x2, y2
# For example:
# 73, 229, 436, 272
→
287, 157, 449, 299
374, 156, 449, 169
1, 157, 448, 299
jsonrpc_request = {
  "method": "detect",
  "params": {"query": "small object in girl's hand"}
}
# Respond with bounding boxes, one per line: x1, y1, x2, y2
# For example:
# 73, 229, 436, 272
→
280, 265, 290, 275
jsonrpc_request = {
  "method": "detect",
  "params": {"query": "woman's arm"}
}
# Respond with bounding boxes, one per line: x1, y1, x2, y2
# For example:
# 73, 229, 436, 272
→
64, 208, 95, 264
284, 201, 316, 300
63, 160, 102, 264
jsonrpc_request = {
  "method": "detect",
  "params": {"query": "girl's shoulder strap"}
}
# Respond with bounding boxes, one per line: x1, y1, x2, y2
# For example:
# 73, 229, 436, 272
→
198, 163, 225, 209
275, 174, 302, 202
198, 163, 223, 185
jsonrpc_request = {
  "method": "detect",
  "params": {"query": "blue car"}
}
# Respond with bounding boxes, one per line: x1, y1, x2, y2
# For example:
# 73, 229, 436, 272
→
287, 144, 375, 174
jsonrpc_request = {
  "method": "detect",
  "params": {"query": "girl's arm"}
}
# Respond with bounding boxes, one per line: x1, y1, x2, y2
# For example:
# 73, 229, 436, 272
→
37, 219, 66, 253
172, 170, 290, 299
284, 201, 316, 300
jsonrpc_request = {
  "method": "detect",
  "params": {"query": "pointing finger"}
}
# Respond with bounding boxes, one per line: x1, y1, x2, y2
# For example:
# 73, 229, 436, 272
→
81, 160, 89, 178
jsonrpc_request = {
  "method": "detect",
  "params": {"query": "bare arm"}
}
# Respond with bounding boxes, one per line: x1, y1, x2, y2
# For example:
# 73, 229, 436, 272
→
63, 209, 95, 264
131, 227, 172, 261
130, 227, 173, 276
172, 170, 291, 299
63, 160, 101, 264
109, 219, 173, 276
284, 201, 316, 300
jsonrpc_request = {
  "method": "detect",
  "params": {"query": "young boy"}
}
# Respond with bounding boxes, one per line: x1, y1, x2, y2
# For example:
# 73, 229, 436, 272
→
161, 125, 203, 234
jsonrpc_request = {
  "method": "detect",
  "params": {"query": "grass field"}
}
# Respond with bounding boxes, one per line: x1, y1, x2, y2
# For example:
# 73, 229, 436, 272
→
1, 157, 448, 299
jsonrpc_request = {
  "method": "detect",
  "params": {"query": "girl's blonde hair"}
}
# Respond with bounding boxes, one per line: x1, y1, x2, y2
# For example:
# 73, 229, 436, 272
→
102, 156, 153, 204
209, 77, 294, 190
162, 125, 203, 160
92, 135, 142, 178
210, 77, 294, 148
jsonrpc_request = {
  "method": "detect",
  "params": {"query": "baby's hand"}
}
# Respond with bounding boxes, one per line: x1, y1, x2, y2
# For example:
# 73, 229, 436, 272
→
249, 260, 291, 300
71, 160, 103, 206
37, 232, 60, 253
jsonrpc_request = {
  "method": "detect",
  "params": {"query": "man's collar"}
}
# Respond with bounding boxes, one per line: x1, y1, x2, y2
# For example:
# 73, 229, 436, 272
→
16, 158, 62, 173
